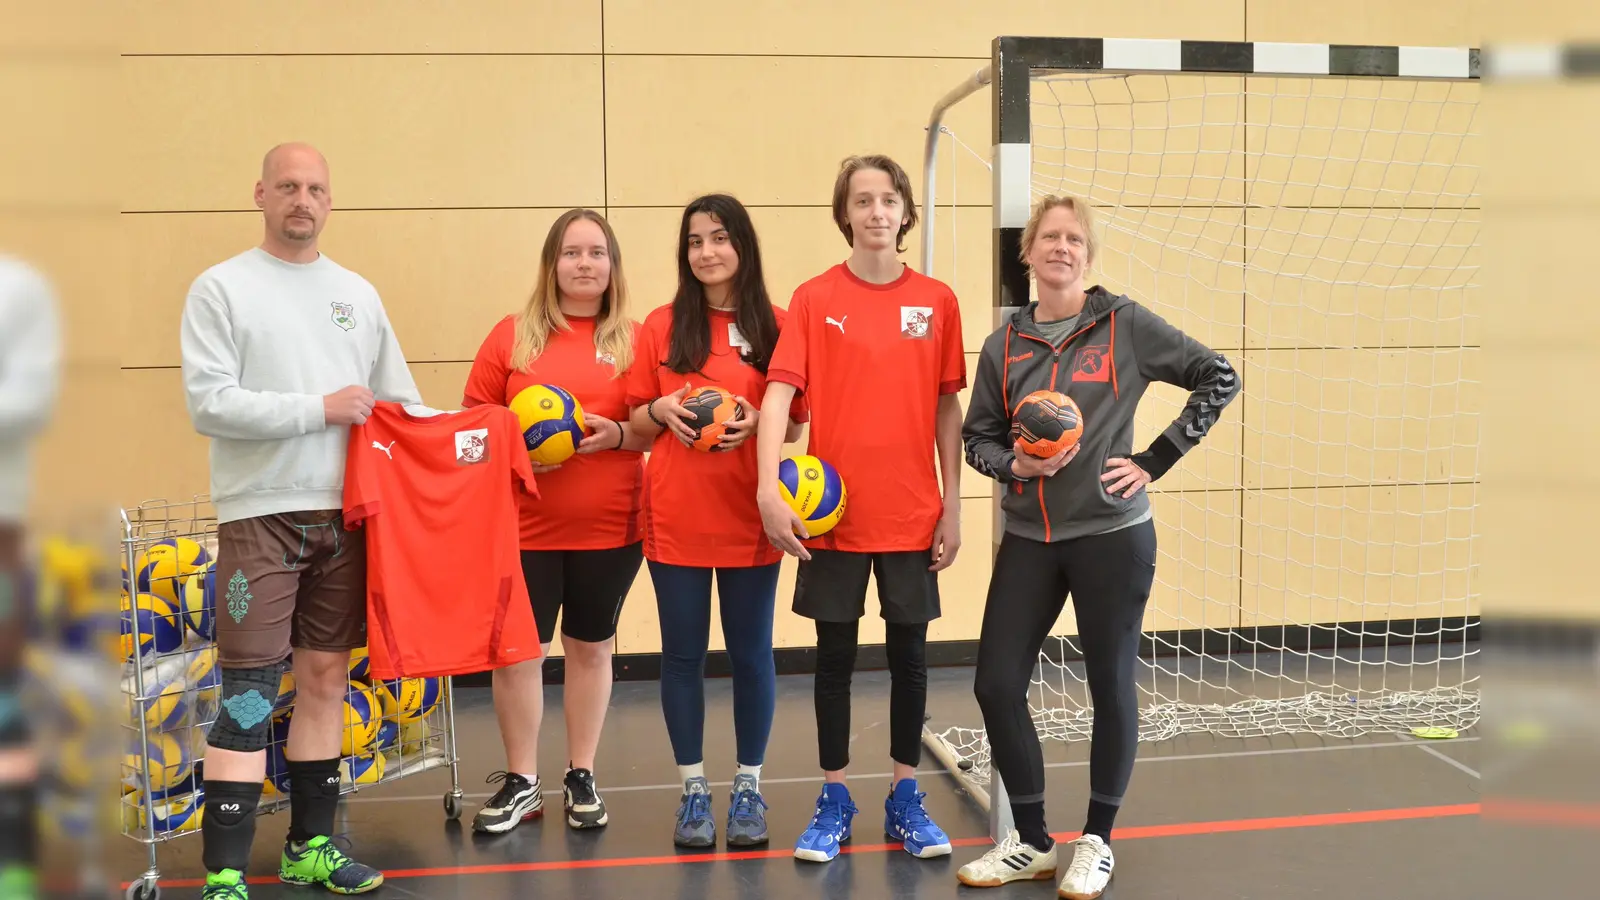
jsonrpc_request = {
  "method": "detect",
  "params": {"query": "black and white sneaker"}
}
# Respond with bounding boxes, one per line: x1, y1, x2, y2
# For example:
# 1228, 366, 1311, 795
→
956, 829, 1058, 887
563, 768, 609, 829
471, 771, 543, 834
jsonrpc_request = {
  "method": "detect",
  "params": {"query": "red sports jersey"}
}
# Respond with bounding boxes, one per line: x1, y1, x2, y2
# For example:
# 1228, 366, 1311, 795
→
625, 304, 809, 568
767, 263, 966, 553
462, 313, 646, 551
344, 401, 542, 679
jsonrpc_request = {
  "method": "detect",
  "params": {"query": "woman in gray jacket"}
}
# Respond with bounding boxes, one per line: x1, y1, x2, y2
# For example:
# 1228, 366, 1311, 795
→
954, 195, 1239, 899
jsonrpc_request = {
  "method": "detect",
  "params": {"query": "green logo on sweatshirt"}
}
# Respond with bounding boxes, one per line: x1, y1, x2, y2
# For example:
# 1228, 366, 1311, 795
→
331, 301, 356, 331
226, 569, 252, 623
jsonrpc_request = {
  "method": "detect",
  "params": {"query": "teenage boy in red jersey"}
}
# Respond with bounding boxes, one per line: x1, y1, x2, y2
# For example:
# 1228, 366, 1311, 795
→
755, 154, 966, 863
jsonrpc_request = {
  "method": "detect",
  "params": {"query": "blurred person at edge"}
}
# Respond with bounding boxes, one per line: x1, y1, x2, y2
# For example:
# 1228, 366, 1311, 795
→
0, 253, 63, 897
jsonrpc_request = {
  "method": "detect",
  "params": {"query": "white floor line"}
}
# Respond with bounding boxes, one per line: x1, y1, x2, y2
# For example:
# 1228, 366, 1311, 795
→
343, 736, 1479, 805
1407, 740, 1482, 779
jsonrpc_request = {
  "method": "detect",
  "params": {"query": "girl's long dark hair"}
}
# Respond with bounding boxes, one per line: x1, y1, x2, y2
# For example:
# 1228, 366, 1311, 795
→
664, 194, 780, 375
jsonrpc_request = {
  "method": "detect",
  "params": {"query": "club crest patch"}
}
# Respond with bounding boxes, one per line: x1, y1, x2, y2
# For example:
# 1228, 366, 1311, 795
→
331, 302, 356, 331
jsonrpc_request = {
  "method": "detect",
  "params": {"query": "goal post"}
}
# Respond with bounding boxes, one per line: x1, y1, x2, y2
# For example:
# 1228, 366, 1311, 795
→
919, 35, 1483, 841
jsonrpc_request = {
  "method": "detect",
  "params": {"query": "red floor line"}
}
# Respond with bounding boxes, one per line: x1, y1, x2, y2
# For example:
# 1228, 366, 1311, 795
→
132, 802, 1481, 889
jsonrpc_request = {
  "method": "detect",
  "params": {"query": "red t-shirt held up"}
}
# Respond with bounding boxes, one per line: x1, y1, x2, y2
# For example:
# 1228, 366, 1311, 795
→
766, 263, 966, 554
625, 304, 809, 568
462, 314, 646, 551
343, 401, 543, 680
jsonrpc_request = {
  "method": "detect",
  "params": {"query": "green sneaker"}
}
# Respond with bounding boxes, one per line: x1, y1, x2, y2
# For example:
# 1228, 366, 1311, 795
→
201, 869, 249, 900
0, 864, 38, 900
278, 836, 384, 894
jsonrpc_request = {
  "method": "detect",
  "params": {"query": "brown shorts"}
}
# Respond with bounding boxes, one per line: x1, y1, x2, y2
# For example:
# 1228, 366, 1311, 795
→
214, 509, 367, 668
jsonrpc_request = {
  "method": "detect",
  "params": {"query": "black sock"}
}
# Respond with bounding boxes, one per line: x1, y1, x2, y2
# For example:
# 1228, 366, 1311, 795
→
202, 780, 263, 874
0, 781, 37, 868
1010, 799, 1053, 852
1083, 799, 1118, 842
286, 758, 342, 845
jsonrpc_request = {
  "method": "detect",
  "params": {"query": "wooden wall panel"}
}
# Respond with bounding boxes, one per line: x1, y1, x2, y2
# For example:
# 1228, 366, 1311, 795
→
122, 1, 601, 55
604, 56, 993, 208
1239, 483, 1480, 627
1246, 0, 1482, 47
1241, 348, 1480, 490
124, 56, 605, 212
604, 0, 1243, 56
1242, 208, 1481, 351
124, 209, 567, 368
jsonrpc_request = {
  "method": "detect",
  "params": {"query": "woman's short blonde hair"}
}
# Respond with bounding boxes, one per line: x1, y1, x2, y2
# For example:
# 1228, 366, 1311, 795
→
1019, 194, 1098, 271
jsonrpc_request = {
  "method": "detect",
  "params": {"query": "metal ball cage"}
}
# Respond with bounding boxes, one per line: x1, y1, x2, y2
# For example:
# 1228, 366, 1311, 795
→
117, 496, 464, 900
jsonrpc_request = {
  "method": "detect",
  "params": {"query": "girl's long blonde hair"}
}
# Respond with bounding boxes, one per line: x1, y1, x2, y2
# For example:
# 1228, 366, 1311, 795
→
510, 208, 634, 377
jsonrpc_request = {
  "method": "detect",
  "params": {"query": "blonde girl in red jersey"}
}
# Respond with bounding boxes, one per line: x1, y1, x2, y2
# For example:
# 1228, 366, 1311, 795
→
625, 194, 807, 849
461, 208, 651, 835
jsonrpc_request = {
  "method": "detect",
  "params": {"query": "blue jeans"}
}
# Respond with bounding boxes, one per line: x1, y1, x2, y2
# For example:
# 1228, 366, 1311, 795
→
648, 560, 780, 768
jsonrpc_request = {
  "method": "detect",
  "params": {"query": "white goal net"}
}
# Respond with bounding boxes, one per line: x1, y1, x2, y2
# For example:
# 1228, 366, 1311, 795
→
924, 63, 1482, 789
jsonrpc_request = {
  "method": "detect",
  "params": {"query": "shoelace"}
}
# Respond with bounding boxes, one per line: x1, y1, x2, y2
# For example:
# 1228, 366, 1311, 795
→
978, 832, 1029, 866
809, 796, 857, 832
678, 790, 712, 825
203, 880, 250, 900
484, 770, 529, 806
1064, 839, 1101, 879
567, 772, 599, 806
729, 788, 768, 823
894, 790, 936, 831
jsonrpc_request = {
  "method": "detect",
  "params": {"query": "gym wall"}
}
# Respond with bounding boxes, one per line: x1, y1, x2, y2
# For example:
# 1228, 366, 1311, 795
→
103, 2, 1496, 659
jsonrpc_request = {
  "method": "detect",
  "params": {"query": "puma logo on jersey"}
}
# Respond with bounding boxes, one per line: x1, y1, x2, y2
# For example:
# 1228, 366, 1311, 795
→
371, 440, 395, 459
825, 315, 848, 333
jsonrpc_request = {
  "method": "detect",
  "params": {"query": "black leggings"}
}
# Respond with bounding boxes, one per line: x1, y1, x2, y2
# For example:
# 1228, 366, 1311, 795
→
973, 520, 1156, 812
815, 619, 928, 772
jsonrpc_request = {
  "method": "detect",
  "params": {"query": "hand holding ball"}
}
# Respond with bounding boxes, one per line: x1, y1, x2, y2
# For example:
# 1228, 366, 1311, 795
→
510, 384, 586, 467
1010, 390, 1084, 478
1012, 390, 1083, 457
682, 386, 748, 453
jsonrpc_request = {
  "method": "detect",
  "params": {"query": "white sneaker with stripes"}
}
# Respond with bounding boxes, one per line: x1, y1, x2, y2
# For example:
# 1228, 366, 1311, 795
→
1057, 834, 1114, 899
955, 830, 1058, 887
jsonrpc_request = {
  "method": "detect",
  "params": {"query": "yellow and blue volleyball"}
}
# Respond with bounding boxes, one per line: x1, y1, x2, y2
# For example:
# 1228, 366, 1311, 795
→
123, 732, 192, 795
143, 788, 205, 836
374, 719, 400, 752
181, 563, 216, 642
509, 383, 586, 466
374, 677, 442, 725
126, 538, 211, 605
347, 645, 369, 683
777, 455, 847, 538
342, 683, 380, 756
274, 669, 297, 711
341, 752, 386, 787
120, 592, 185, 661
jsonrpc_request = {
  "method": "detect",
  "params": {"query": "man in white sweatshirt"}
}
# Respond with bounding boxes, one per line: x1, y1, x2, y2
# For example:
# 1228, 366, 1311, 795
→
180, 142, 420, 898
0, 254, 60, 898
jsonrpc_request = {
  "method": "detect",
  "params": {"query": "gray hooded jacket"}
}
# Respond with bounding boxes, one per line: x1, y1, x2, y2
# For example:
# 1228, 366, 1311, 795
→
962, 286, 1240, 543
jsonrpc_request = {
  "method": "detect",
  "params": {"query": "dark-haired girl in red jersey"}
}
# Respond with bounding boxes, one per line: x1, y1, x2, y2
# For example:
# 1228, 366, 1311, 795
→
626, 194, 807, 849
462, 208, 652, 835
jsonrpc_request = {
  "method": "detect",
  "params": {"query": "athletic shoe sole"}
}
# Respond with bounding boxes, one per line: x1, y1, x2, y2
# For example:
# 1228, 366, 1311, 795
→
957, 868, 1057, 888
471, 795, 544, 834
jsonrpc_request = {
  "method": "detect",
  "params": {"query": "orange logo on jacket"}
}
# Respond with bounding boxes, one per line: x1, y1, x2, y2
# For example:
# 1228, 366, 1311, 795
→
1071, 344, 1111, 382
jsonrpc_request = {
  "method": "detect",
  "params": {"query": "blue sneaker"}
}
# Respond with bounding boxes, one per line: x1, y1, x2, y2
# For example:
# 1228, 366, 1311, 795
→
793, 782, 856, 862
884, 778, 952, 858
673, 777, 716, 848
726, 773, 769, 847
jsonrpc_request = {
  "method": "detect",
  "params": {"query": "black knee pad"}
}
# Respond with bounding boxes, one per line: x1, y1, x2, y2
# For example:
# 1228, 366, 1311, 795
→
207, 664, 283, 753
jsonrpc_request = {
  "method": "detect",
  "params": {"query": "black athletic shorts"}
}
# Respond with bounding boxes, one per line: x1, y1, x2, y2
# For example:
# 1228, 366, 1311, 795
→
792, 548, 941, 625
520, 543, 644, 645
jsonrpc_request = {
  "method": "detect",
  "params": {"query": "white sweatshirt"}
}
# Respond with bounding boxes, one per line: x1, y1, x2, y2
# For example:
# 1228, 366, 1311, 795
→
0, 256, 62, 523
180, 247, 424, 524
